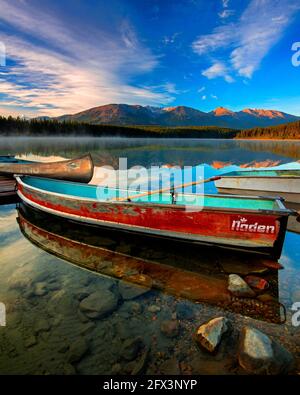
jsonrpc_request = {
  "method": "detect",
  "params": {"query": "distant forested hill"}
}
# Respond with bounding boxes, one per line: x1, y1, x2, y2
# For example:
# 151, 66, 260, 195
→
0, 116, 300, 139
236, 120, 300, 139
0, 116, 237, 138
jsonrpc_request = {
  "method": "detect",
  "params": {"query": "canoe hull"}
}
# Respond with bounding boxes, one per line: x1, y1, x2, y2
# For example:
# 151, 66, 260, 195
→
0, 154, 94, 183
216, 176, 300, 203
16, 177, 289, 259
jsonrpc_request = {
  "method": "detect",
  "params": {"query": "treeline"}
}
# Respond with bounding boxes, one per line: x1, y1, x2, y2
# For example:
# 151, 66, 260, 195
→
1, 115, 300, 139
0, 116, 236, 138
236, 120, 300, 139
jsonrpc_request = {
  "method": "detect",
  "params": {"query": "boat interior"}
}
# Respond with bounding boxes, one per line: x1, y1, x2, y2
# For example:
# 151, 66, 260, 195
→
19, 175, 286, 212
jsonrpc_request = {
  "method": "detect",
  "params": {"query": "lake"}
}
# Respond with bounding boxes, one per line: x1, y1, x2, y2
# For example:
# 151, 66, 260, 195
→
0, 137, 300, 375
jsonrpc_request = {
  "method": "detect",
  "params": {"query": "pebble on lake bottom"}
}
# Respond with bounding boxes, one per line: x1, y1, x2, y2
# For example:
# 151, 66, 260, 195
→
238, 326, 294, 375
195, 317, 231, 353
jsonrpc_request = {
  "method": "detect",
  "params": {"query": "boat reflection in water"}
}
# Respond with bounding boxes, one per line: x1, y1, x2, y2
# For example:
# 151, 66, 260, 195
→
286, 202, 300, 234
17, 203, 284, 324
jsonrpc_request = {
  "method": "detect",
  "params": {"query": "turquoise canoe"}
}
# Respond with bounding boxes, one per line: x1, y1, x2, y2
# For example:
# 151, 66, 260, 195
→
215, 169, 300, 204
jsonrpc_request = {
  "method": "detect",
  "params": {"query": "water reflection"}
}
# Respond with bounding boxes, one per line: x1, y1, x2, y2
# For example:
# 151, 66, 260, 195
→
286, 202, 300, 234
17, 203, 283, 325
1, 137, 300, 168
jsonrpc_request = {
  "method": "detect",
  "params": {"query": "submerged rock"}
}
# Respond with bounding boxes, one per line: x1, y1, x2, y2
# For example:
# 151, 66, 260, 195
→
75, 288, 90, 301
120, 337, 144, 361
58, 343, 69, 354
118, 275, 152, 300
257, 294, 276, 303
238, 326, 294, 374
63, 363, 76, 375
176, 303, 194, 320
34, 318, 51, 334
93, 278, 117, 293
131, 347, 150, 375
79, 322, 96, 335
24, 335, 37, 348
9, 275, 33, 291
111, 363, 122, 375
159, 357, 180, 375
78, 310, 90, 323
68, 338, 89, 364
34, 282, 48, 297
190, 356, 232, 375
244, 275, 269, 291
160, 320, 179, 338
195, 317, 231, 353
228, 274, 256, 297
79, 290, 119, 319
47, 281, 61, 291
148, 305, 161, 313
126, 301, 143, 315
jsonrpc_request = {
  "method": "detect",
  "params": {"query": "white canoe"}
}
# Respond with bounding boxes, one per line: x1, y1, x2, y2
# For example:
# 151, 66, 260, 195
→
215, 169, 300, 204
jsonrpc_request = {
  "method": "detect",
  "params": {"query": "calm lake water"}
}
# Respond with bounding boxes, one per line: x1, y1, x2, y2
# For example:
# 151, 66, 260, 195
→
0, 137, 300, 375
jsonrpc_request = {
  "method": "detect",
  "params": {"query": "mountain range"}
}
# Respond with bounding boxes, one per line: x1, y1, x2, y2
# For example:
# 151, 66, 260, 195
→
54, 104, 299, 129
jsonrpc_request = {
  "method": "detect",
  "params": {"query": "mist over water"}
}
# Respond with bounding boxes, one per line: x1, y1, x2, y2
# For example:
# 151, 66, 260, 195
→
1, 137, 300, 168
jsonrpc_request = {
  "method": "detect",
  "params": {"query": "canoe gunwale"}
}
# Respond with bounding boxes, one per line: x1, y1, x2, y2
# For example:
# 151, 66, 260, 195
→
19, 174, 286, 201
221, 175, 300, 180
16, 176, 292, 217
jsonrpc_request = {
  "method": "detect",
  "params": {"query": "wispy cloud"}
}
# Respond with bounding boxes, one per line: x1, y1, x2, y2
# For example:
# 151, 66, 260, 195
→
219, 0, 234, 19
120, 20, 139, 50
162, 32, 181, 45
202, 62, 234, 83
218, 9, 235, 19
0, 42, 5, 66
0, 0, 174, 116
194, 0, 300, 80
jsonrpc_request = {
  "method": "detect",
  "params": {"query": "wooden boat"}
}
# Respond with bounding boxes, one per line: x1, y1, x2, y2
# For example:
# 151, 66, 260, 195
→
0, 175, 17, 199
17, 203, 283, 324
215, 169, 300, 204
0, 154, 94, 183
16, 175, 293, 259
0, 156, 35, 201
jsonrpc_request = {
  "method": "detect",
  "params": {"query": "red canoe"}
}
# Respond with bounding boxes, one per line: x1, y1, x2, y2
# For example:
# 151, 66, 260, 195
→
16, 175, 293, 259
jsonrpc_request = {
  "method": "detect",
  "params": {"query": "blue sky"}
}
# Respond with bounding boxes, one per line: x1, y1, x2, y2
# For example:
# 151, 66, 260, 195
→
0, 0, 300, 117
